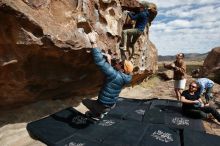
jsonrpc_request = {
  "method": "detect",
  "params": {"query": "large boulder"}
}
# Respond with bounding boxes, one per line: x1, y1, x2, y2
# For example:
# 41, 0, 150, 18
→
199, 47, 220, 83
0, 0, 157, 109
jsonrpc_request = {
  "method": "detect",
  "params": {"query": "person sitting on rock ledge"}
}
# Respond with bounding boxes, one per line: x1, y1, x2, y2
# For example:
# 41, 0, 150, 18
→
181, 81, 220, 122
83, 33, 134, 120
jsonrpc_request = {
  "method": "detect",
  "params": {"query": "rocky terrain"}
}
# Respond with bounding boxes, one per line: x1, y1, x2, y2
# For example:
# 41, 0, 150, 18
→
199, 47, 220, 84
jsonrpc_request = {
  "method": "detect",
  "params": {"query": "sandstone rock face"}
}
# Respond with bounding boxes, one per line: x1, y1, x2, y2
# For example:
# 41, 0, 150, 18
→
0, 0, 157, 109
200, 47, 220, 83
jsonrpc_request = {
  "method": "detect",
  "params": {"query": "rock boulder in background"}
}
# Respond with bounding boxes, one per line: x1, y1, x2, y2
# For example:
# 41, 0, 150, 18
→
199, 47, 220, 83
0, 0, 157, 109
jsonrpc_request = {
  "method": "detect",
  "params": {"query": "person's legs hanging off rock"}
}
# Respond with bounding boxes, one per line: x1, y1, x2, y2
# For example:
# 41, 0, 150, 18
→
121, 28, 142, 60
120, 1, 157, 59
120, 3, 149, 56
129, 30, 142, 59
121, 28, 142, 51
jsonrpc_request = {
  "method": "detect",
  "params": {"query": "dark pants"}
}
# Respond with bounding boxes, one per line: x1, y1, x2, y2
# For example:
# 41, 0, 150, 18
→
183, 106, 220, 122
82, 99, 116, 116
205, 85, 214, 103
121, 28, 142, 50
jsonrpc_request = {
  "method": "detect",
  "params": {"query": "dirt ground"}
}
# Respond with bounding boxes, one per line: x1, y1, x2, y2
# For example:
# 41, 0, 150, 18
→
0, 74, 220, 146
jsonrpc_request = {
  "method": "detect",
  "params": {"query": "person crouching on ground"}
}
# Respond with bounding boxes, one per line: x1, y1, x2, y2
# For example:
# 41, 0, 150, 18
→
181, 81, 220, 122
83, 35, 134, 120
196, 78, 215, 104
164, 53, 186, 100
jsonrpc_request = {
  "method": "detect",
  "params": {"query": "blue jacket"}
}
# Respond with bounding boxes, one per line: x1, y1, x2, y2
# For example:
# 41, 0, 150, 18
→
128, 9, 149, 32
196, 78, 214, 96
92, 48, 132, 105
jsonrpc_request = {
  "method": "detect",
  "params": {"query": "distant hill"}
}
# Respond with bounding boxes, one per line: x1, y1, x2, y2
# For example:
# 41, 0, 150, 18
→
158, 52, 208, 61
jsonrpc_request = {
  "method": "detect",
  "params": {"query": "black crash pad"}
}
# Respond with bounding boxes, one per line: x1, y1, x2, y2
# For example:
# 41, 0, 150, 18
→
183, 129, 220, 146
75, 118, 147, 146
107, 98, 204, 131
27, 108, 181, 146
107, 98, 150, 121
27, 108, 94, 146
27, 98, 218, 146
143, 108, 204, 131
139, 124, 180, 146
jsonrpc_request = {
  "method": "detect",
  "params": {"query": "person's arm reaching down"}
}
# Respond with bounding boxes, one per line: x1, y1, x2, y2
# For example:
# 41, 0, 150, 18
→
198, 84, 204, 96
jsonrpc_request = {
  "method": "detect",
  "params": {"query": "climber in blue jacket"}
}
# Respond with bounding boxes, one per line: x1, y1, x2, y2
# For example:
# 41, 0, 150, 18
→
82, 33, 134, 120
120, 2, 150, 58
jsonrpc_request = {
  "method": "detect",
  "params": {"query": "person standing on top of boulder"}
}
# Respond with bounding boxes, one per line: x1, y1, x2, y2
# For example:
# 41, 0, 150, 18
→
120, 2, 151, 57
164, 53, 186, 100
195, 78, 215, 104
83, 33, 134, 120
181, 81, 220, 122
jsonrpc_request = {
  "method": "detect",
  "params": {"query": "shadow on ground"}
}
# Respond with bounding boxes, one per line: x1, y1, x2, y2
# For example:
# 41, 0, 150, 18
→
0, 95, 95, 127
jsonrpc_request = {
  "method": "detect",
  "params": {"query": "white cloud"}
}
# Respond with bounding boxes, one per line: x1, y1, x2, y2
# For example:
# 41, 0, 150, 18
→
148, 0, 220, 55
167, 19, 191, 28
149, 0, 219, 8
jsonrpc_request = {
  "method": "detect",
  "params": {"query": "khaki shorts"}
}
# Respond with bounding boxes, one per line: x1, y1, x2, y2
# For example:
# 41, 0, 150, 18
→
174, 79, 186, 89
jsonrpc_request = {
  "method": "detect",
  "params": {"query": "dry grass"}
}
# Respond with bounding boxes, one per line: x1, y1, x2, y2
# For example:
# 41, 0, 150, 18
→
140, 75, 161, 88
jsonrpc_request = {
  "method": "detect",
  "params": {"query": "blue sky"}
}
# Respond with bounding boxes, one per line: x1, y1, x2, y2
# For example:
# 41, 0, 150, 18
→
148, 0, 220, 55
